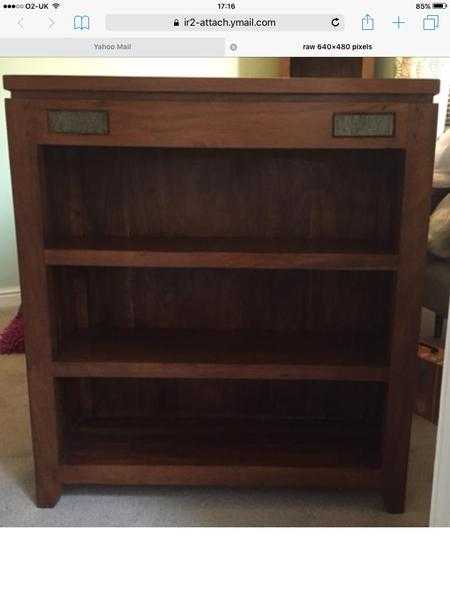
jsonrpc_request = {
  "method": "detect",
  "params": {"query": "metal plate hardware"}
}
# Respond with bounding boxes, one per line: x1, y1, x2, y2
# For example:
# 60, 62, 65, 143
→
48, 110, 109, 135
333, 113, 395, 137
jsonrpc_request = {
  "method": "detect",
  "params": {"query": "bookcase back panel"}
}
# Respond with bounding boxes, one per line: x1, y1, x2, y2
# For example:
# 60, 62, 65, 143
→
43, 146, 404, 250
59, 377, 385, 469
52, 267, 393, 340
61, 378, 385, 425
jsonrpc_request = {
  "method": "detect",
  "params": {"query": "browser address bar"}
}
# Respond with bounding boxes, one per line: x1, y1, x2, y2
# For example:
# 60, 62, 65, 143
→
105, 14, 345, 32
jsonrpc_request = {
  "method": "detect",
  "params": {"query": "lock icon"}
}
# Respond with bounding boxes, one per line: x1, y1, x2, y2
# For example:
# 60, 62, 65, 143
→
173, 18, 180, 27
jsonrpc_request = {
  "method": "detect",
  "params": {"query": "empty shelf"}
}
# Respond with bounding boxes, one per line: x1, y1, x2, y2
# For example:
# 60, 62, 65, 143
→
45, 237, 399, 271
60, 417, 382, 488
53, 330, 389, 381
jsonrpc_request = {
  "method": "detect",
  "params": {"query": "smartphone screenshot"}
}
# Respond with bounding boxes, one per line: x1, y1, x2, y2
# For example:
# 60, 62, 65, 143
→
1, 0, 450, 544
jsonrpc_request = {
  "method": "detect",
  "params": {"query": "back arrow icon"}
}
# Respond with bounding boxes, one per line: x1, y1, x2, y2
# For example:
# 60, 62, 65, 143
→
18, 18, 24, 28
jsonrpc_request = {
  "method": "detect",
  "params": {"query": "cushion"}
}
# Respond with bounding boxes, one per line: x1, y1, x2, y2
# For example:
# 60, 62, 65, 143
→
423, 255, 450, 315
428, 193, 450, 258
434, 129, 450, 189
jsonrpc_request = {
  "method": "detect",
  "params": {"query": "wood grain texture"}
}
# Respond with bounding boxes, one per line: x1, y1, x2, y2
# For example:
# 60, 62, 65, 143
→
63, 418, 381, 466
17, 99, 412, 150
52, 330, 389, 381
4, 75, 438, 510
60, 465, 382, 489
361, 59, 376, 79
290, 58, 368, 78
51, 267, 393, 337
59, 412, 382, 488
50, 265, 393, 382
3, 75, 439, 96
44, 238, 399, 271
59, 378, 385, 424
286, 58, 375, 80
5, 101, 62, 508
9, 91, 438, 105
43, 147, 404, 248
59, 376, 384, 487
382, 103, 439, 513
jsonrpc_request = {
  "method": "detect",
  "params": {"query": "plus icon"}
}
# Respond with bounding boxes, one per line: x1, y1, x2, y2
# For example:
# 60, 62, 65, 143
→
393, 16, 406, 29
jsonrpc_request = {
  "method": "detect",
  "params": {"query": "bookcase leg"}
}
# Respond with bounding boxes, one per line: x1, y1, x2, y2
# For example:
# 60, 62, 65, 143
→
35, 475, 62, 508
29, 406, 62, 508
28, 375, 63, 509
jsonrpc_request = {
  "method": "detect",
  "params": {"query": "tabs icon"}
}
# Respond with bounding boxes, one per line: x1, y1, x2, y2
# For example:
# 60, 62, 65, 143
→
423, 15, 439, 30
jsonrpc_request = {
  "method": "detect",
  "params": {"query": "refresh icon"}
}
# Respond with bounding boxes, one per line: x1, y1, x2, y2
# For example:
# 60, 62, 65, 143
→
331, 17, 341, 28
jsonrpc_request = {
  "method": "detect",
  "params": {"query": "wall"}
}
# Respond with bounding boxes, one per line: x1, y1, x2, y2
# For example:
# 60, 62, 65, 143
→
377, 57, 450, 135
239, 58, 283, 77
0, 58, 239, 295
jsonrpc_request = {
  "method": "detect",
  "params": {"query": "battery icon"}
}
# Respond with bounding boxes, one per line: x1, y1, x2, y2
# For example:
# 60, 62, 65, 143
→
432, 3, 447, 8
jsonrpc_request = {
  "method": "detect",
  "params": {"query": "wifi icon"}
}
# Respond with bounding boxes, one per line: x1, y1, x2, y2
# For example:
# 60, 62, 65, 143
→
52, 2, 60, 8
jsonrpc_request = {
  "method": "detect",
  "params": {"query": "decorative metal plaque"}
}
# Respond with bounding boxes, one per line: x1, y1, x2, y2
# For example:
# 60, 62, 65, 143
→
48, 110, 109, 135
333, 113, 395, 137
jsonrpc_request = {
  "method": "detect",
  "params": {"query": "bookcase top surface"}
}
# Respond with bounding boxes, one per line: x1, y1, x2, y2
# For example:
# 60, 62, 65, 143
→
3, 75, 440, 98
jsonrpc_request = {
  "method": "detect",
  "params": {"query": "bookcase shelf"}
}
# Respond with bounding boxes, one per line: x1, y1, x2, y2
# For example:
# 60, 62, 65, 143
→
5, 75, 438, 512
60, 417, 382, 488
62, 417, 381, 466
52, 330, 389, 381
44, 237, 399, 271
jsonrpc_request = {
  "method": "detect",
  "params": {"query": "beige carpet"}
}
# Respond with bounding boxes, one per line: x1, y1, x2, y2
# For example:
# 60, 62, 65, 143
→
0, 308, 438, 526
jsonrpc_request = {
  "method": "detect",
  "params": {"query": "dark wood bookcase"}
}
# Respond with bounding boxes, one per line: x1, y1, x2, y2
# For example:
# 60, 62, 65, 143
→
4, 76, 438, 512
280, 57, 376, 78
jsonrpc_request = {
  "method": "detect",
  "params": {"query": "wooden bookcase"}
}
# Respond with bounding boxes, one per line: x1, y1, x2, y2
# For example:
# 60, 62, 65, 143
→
279, 57, 376, 78
4, 76, 438, 512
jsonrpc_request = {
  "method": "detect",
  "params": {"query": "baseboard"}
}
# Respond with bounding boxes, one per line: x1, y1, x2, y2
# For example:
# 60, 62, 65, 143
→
0, 287, 21, 310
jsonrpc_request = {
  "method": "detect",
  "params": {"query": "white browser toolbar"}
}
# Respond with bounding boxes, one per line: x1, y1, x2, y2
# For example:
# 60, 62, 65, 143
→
0, 0, 448, 57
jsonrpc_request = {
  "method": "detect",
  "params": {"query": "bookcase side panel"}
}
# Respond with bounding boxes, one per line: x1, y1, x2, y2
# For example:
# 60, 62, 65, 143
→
382, 102, 438, 513
5, 100, 62, 507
